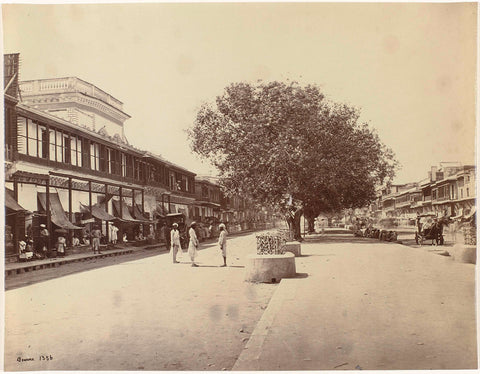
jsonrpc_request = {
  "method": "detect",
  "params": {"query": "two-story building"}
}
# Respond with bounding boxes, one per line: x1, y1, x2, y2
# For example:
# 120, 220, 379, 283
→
4, 63, 196, 260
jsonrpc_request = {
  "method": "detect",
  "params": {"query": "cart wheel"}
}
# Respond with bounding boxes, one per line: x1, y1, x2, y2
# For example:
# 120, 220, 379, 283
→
420, 236, 424, 246
439, 236, 444, 245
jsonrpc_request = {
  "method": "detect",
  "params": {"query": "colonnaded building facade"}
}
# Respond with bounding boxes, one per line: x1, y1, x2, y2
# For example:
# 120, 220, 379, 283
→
4, 54, 273, 261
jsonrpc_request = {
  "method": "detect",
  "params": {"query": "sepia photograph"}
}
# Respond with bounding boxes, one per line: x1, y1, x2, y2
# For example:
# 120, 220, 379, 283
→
2, 2, 478, 371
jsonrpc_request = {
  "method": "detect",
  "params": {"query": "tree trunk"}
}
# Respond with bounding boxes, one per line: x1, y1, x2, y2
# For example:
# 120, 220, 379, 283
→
286, 218, 294, 241
293, 208, 303, 241
304, 213, 316, 233
286, 207, 303, 241
303, 205, 320, 235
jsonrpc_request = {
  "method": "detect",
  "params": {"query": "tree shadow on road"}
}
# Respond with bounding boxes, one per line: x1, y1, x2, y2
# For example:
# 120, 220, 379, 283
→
299, 254, 337, 257
302, 235, 395, 245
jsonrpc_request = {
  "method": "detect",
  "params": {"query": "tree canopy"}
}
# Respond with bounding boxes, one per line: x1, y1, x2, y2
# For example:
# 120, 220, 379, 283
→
188, 81, 398, 218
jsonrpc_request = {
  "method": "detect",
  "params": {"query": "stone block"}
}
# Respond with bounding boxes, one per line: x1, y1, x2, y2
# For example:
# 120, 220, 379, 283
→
245, 252, 296, 283
284, 241, 301, 256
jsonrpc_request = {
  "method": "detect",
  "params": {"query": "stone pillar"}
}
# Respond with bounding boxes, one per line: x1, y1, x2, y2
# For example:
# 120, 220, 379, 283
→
245, 252, 296, 283
284, 241, 302, 257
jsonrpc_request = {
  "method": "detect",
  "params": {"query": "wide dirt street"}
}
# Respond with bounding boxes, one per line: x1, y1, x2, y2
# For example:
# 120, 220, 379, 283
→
5, 229, 477, 371
5, 231, 277, 371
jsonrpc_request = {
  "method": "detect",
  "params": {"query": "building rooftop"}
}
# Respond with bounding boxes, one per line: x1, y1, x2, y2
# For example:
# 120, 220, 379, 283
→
19, 77, 126, 113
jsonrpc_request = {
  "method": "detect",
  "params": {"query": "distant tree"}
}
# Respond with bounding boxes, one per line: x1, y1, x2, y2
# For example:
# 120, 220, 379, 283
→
188, 81, 398, 239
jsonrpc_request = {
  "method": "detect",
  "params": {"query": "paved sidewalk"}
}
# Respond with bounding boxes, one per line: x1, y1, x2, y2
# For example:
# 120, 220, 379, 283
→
234, 235, 477, 370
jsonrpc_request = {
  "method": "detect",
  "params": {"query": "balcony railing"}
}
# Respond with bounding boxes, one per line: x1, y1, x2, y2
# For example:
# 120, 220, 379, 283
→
20, 77, 124, 111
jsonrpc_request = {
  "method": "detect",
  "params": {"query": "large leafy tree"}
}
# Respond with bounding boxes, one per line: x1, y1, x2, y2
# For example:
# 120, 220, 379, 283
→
188, 81, 397, 238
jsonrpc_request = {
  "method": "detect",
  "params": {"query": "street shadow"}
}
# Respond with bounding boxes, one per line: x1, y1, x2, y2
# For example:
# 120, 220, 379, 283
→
295, 272, 309, 279
196, 265, 224, 268
303, 235, 394, 245
299, 254, 337, 257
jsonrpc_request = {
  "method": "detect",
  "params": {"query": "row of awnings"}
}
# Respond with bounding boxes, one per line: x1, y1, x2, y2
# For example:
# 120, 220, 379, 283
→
5, 189, 156, 230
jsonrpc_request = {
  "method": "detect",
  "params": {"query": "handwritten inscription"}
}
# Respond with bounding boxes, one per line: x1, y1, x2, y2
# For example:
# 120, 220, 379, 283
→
17, 355, 53, 362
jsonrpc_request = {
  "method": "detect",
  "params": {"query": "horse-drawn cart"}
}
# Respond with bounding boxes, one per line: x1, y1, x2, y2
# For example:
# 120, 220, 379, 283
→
415, 213, 446, 246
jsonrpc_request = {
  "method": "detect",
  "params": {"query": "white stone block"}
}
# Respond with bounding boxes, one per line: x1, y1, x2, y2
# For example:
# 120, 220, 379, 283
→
245, 252, 296, 283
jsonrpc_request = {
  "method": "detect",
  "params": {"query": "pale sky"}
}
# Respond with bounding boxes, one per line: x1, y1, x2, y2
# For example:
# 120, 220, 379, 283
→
2, 3, 477, 184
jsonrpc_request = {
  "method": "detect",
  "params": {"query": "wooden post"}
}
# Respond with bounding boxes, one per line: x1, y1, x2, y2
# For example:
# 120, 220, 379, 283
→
13, 176, 18, 201
68, 178, 73, 245
46, 178, 51, 249
88, 181, 92, 214
88, 181, 93, 241
105, 183, 109, 244
168, 195, 171, 213
119, 186, 123, 241
12, 176, 19, 256
119, 187, 123, 218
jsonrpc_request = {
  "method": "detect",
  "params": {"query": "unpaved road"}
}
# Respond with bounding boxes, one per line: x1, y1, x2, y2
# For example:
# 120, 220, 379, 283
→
5, 232, 277, 371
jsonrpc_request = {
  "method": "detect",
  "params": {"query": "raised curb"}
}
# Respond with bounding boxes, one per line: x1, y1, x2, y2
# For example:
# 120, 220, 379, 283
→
233, 278, 298, 370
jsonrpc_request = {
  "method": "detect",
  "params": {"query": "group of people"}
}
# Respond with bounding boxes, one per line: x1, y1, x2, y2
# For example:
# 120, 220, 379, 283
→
19, 224, 67, 260
170, 221, 228, 267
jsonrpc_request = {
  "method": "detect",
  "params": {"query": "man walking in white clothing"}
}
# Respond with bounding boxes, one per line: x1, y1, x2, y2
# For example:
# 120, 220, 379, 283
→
170, 223, 181, 263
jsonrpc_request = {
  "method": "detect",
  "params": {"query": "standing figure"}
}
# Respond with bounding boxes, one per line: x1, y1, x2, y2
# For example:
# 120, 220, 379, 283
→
218, 223, 228, 267
57, 234, 66, 257
92, 226, 102, 254
110, 224, 118, 245
188, 222, 199, 267
39, 224, 49, 258
170, 223, 181, 263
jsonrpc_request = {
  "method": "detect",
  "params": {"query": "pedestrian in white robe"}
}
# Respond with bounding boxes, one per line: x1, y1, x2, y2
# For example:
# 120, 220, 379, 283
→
218, 223, 228, 267
188, 222, 199, 267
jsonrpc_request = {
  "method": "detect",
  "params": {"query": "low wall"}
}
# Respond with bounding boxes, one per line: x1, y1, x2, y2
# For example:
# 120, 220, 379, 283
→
245, 252, 296, 283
